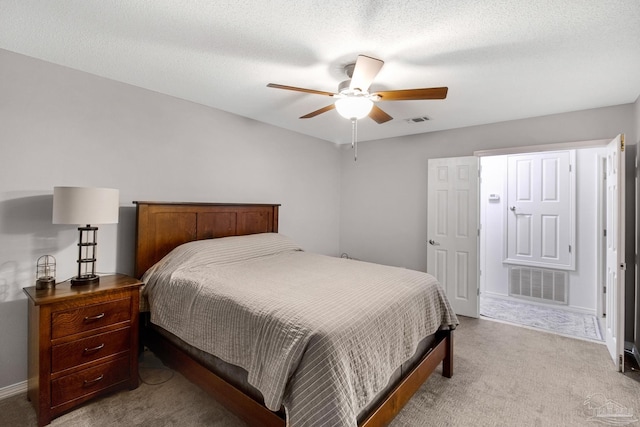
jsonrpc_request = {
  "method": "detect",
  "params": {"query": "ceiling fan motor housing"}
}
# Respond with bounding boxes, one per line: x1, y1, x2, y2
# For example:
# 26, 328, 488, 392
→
338, 79, 353, 94
344, 62, 355, 78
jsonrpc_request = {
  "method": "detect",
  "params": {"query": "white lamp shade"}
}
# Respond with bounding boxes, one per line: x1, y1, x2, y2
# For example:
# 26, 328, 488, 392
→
52, 187, 120, 225
335, 97, 374, 120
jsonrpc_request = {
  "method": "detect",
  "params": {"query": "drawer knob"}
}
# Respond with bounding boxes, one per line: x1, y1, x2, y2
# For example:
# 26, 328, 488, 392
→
83, 374, 104, 387
83, 312, 105, 322
83, 343, 105, 354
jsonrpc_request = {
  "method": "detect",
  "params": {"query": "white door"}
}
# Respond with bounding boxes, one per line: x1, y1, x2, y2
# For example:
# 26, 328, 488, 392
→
505, 151, 575, 270
427, 156, 479, 317
605, 134, 625, 371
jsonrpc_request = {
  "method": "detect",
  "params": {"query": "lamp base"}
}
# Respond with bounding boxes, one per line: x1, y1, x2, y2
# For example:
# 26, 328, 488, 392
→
71, 274, 100, 286
36, 277, 56, 290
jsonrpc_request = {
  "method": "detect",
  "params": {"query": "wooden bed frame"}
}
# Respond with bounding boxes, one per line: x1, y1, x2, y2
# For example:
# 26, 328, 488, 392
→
134, 201, 453, 427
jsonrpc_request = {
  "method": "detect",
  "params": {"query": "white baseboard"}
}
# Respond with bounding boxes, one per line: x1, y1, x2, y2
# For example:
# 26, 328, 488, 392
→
0, 380, 27, 400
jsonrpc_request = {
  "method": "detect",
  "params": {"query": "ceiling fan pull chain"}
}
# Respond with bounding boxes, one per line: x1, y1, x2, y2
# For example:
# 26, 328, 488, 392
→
351, 118, 358, 161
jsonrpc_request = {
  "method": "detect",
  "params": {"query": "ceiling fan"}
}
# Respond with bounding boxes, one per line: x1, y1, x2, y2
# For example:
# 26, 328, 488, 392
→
267, 54, 448, 124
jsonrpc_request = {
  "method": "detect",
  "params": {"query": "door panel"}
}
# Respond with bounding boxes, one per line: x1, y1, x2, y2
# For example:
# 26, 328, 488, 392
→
516, 215, 532, 256
541, 215, 559, 258
427, 157, 479, 317
455, 252, 469, 299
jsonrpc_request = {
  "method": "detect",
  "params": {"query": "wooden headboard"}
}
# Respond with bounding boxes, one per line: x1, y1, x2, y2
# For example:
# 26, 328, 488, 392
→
133, 202, 280, 278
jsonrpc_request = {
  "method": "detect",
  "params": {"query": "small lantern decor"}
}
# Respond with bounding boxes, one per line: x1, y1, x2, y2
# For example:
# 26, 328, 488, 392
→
36, 255, 56, 290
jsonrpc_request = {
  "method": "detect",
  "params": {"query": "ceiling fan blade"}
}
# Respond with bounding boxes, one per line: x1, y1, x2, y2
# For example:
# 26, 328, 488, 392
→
267, 83, 335, 97
300, 104, 336, 119
349, 55, 384, 92
373, 87, 448, 101
369, 104, 393, 124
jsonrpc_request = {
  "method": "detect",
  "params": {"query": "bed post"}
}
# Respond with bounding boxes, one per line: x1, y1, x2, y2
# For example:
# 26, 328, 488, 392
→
442, 329, 453, 378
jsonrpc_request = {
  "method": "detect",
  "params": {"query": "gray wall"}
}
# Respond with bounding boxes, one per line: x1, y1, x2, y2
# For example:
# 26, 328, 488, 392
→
0, 49, 341, 389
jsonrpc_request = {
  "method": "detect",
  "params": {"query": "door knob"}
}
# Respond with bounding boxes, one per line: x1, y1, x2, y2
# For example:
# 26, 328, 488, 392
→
428, 239, 440, 246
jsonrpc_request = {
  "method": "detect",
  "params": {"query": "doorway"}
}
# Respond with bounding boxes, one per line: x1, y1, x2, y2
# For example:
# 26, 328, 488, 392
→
477, 146, 606, 342
479, 147, 603, 315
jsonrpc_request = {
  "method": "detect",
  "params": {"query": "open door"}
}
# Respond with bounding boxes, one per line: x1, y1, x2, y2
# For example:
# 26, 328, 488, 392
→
605, 134, 625, 371
427, 156, 479, 317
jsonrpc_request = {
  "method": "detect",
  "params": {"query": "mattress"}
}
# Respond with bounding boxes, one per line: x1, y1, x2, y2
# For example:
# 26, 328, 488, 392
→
142, 233, 458, 427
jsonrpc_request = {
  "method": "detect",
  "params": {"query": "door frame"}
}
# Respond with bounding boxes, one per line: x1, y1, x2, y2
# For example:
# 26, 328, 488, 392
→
474, 138, 611, 157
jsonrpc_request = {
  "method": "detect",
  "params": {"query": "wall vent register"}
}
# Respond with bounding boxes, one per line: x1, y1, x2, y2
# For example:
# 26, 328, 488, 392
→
509, 266, 568, 304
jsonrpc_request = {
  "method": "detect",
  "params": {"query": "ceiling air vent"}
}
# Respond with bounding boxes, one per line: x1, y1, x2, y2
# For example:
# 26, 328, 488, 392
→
406, 116, 430, 124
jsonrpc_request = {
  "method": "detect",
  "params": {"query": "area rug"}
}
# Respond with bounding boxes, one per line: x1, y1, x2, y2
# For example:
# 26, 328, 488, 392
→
480, 294, 603, 342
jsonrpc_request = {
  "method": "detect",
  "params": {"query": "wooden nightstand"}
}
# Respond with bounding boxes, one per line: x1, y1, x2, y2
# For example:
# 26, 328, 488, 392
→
23, 274, 143, 427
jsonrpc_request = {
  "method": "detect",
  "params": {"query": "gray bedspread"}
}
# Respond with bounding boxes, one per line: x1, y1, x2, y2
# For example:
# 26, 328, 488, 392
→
142, 233, 458, 427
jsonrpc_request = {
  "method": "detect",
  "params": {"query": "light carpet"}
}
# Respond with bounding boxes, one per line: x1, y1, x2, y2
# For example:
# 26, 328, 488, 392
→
480, 294, 603, 342
2, 316, 639, 426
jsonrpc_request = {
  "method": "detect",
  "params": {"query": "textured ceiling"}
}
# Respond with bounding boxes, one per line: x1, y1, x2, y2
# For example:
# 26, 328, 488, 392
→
1, 1, 639, 144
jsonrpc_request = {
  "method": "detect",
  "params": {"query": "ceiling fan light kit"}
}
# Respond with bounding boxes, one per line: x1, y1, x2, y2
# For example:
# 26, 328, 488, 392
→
335, 96, 373, 120
267, 54, 448, 160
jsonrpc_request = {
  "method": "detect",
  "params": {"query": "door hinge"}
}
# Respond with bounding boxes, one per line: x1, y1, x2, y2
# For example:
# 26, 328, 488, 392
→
620, 134, 625, 152
569, 245, 572, 253
603, 229, 607, 237
569, 164, 572, 172
603, 286, 607, 294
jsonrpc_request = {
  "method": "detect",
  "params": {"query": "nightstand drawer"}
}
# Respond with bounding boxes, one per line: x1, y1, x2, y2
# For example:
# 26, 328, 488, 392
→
51, 327, 131, 373
51, 356, 130, 407
52, 297, 131, 339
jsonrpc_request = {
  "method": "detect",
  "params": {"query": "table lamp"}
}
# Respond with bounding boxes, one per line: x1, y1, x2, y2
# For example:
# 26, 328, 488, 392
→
52, 186, 119, 285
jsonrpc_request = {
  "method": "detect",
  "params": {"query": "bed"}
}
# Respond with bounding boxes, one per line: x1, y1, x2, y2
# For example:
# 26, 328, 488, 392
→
134, 201, 457, 427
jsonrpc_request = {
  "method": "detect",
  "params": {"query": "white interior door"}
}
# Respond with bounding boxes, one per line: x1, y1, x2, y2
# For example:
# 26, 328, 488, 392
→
427, 156, 479, 317
605, 134, 625, 371
505, 151, 575, 270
